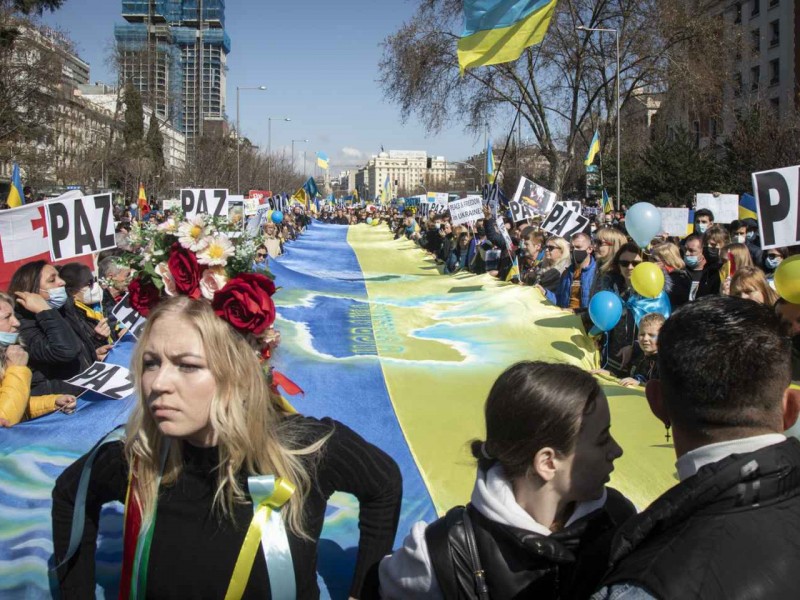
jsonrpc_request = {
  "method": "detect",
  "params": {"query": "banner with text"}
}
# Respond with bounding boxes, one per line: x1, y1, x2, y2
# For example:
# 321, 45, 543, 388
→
541, 203, 591, 238
449, 195, 484, 226
180, 188, 229, 219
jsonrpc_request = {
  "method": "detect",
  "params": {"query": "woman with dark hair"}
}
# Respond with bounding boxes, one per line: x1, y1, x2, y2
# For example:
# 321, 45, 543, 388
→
8, 261, 106, 395
380, 361, 634, 599
59, 262, 115, 346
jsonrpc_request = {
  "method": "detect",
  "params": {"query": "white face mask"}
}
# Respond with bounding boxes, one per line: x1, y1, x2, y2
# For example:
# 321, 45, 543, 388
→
82, 282, 104, 305
733, 234, 746, 244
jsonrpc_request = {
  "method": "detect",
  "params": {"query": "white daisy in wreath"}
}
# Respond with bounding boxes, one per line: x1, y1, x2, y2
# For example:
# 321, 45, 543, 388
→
197, 234, 235, 267
177, 215, 210, 252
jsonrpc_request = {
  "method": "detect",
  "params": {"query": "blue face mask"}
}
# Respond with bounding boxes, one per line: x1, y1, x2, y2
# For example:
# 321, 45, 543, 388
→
765, 257, 781, 271
0, 331, 18, 346
684, 255, 700, 268
746, 231, 756, 241
45, 286, 68, 309
696, 223, 708, 234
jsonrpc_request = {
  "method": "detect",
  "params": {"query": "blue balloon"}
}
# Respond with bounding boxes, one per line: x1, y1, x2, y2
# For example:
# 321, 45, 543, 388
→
625, 202, 662, 248
271, 210, 284, 224
366, 217, 373, 224
589, 291, 624, 332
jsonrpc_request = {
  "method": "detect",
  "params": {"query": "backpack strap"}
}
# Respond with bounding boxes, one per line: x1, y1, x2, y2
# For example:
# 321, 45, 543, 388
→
425, 506, 465, 599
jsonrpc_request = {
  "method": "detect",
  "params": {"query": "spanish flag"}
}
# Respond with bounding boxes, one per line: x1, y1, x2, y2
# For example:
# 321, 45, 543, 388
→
6, 162, 23, 208
458, 0, 559, 74
739, 193, 758, 221
585, 130, 600, 166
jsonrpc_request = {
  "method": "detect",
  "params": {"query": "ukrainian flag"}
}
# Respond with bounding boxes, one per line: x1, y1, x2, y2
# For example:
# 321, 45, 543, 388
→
6, 162, 23, 208
316, 151, 329, 170
505, 254, 520, 282
602, 188, 613, 213
486, 139, 496, 184
458, 0, 559, 74
585, 130, 600, 166
739, 193, 758, 221
382, 174, 391, 204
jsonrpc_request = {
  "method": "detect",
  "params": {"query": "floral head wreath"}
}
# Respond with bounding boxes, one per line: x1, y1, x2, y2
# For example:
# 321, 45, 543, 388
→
124, 214, 277, 341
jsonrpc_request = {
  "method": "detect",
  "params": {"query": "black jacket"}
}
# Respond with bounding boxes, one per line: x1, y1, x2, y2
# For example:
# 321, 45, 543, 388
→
602, 438, 800, 599
16, 302, 96, 395
669, 263, 720, 305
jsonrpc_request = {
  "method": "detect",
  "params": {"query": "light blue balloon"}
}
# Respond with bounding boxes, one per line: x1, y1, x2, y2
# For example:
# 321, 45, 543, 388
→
625, 202, 662, 248
366, 217, 373, 224
589, 291, 624, 332
271, 210, 284, 224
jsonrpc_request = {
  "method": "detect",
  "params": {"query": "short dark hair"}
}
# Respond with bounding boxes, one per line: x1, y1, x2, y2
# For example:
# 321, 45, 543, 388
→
8, 260, 48, 297
59, 262, 93, 295
695, 208, 714, 221
472, 361, 601, 479
683, 233, 702, 247
658, 296, 791, 431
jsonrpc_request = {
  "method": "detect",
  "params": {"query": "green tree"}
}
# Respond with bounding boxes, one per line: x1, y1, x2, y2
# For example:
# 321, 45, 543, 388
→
146, 112, 164, 171
123, 81, 144, 150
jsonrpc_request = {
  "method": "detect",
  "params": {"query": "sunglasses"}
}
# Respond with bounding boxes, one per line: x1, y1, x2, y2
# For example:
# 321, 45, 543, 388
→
619, 259, 642, 268
256, 253, 267, 258
544, 245, 559, 251
597, 241, 614, 247
766, 254, 782, 259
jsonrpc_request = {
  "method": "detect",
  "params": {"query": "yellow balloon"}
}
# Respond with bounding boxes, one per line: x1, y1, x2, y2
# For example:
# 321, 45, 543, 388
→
775, 255, 800, 304
630, 262, 665, 298
265, 210, 273, 222
371, 219, 380, 227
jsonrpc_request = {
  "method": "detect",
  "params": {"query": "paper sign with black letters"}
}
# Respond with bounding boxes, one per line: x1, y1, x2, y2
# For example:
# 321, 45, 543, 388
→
45, 193, 116, 261
111, 294, 148, 338
509, 199, 535, 223
66, 362, 134, 400
751, 165, 800, 250
449, 195, 484, 226
541, 203, 591, 238
180, 188, 229, 219
558, 201, 583, 215
658, 208, 691, 237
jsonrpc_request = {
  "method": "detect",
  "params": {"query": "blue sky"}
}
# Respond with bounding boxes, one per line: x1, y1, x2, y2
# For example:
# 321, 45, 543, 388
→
42, 0, 493, 176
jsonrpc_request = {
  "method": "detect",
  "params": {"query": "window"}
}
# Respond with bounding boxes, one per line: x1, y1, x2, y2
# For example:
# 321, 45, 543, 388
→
770, 20, 780, 46
734, 2, 742, 23
751, 28, 760, 53
769, 0, 779, 8
751, 65, 760, 90
751, 0, 760, 15
734, 72, 743, 96
770, 97, 780, 113
692, 120, 701, 148
769, 58, 780, 85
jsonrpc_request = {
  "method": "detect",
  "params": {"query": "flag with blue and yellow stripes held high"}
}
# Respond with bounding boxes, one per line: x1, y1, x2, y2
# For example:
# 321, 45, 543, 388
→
381, 174, 391, 204
486, 139, 496, 184
6, 162, 23, 208
585, 130, 600, 166
458, 0, 559, 74
739, 193, 757, 221
316, 151, 329, 170
505, 254, 520, 282
602, 188, 613, 214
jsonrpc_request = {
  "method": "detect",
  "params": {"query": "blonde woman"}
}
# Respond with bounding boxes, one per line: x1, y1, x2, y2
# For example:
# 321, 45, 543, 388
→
52, 296, 402, 598
719, 242, 754, 295
590, 227, 629, 298
532, 236, 571, 298
263, 221, 283, 258
730, 266, 779, 306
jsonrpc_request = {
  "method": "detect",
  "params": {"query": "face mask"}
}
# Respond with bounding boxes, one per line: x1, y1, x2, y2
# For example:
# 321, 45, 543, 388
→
82, 282, 104, 305
591, 225, 598, 233
130, 203, 137, 210
746, 231, 756, 241
733, 235, 746, 244
0, 331, 19, 346
696, 223, 708, 234
765, 257, 781, 271
703, 246, 720, 262
45, 286, 68, 309
572, 249, 589, 265
684, 255, 700, 268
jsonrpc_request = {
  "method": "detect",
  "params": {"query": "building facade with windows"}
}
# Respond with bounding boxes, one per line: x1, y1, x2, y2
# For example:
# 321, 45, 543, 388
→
358, 151, 453, 200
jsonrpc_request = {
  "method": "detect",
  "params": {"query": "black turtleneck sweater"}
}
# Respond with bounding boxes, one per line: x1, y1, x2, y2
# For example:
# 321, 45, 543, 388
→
52, 416, 403, 599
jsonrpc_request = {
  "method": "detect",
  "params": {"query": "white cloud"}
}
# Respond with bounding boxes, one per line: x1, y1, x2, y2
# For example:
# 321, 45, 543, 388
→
341, 147, 363, 159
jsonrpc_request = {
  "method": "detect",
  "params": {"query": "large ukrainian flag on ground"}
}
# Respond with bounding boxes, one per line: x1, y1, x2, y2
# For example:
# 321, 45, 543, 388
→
458, 0, 559, 73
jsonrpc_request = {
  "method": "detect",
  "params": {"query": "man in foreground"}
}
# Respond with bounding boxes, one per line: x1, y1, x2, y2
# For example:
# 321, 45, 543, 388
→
594, 296, 800, 599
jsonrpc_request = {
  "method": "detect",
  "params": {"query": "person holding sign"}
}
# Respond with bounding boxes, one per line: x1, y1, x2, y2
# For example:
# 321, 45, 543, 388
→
0, 292, 75, 426
60, 263, 116, 347
8, 261, 101, 396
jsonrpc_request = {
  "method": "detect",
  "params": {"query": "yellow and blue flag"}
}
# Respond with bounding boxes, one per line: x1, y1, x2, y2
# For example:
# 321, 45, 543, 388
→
458, 0, 559, 74
739, 193, 757, 221
505, 254, 520, 282
487, 139, 496, 184
6, 162, 23, 208
316, 151, 329, 170
382, 174, 391, 204
585, 130, 600, 166
602, 188, 613, 214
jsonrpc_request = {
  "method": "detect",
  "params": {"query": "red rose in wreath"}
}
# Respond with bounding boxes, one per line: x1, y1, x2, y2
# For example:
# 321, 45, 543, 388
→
212, 273, 276, 335
167, 243, 203, 299
128, 277, 160, 317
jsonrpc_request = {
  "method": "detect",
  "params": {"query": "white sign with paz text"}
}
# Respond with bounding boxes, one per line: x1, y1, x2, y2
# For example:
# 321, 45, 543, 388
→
45, 193, 117, 261
541, 203, 591, 238
181, 189, 229, 219
66, 361, 134, 400
751, 165, 800, 250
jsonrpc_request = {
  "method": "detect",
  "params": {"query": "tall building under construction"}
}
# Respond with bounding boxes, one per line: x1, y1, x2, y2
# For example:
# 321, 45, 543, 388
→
114, 0, 231, 157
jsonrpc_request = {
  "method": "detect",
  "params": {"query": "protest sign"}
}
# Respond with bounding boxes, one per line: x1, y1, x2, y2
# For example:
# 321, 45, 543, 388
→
180, 188, 229, 219
496, 216, 514, 250
162, 199, 181, 211
695, 193, 739, 224
658, 208, 691, 237
45, 193, 116, 261
65, 362, 134, 400
751, 165, 800, 249
541, 203, 590, 238
248, 190, 272, 204
449, 195, 484, 226
243, 198, 260, 216
513, 177, 557, 216
509, 199, 536, 223
110, 294, 147, 338
559, 201, 582, 215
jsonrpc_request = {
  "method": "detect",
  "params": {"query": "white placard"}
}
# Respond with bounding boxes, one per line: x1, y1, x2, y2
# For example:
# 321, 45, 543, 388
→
541, 203, 590, 238
559, 201, 582, 215
243, 198, 259, 216
695, 193, 739, 224
162, 199, 181, 211
110, 294, 147, 338
45, 193, 117, 261
509, 199, 536, 223
65, 361, 134, 400
448, 195, 484, 226
496, 216, 514, 250
752, 165, 800, 250
513, 177, 557, 216
658, 208, 691, 237
180, 188, 229, 219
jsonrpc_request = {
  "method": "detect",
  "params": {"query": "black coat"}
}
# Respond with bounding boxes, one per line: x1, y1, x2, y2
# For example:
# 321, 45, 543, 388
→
16, 301, 96, 395
669, 263, 720, 305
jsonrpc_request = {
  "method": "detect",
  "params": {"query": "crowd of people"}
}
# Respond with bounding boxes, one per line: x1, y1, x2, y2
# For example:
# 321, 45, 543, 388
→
1, 192, 799, 598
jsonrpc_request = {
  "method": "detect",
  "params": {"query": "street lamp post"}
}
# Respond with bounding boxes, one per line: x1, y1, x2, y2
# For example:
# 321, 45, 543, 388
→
236, 85, 267, 194
577, 25, 621, 211
267, 116, 290, 192
291, 139, 308, 174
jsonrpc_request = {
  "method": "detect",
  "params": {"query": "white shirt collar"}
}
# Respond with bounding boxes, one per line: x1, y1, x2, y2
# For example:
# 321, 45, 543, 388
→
675, 433, 786, 481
